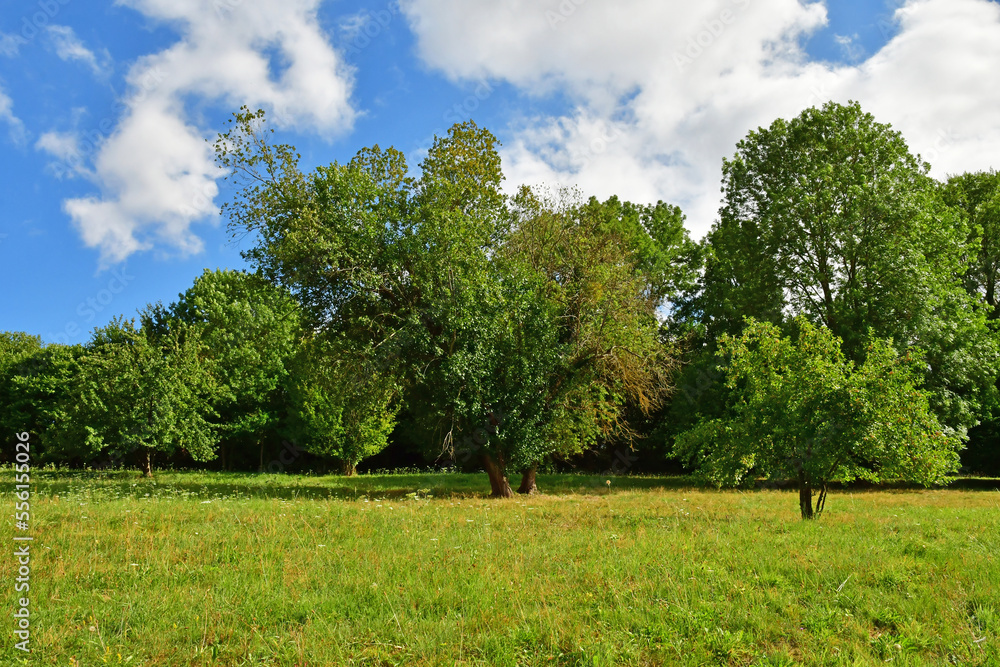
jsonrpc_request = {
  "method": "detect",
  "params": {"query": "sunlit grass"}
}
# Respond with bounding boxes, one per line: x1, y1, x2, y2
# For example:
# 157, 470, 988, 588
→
3, 470, 999, 665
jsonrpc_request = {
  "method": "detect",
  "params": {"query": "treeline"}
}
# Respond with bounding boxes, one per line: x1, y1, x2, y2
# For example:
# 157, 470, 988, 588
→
3, 101, 999, 509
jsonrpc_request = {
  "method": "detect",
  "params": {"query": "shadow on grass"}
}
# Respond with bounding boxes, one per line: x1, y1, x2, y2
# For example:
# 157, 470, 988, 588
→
12, 469, 999, 501
19, 470, 702, 501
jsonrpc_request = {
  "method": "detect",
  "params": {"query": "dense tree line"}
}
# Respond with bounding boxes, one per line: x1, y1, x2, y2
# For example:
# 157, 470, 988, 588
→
3, 101, 998, 512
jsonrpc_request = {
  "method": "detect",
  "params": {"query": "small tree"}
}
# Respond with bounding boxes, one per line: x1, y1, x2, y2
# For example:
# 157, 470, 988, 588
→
52, 317, 219, 476
283, 336, 398, 476
675, 318, 962, 518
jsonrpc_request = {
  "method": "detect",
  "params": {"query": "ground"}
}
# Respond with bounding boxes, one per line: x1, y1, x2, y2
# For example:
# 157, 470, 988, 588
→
3, 470, 999, 665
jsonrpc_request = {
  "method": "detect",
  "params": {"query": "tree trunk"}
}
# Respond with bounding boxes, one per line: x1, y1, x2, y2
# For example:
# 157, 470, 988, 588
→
517, 465, 538, 495
799, 480, 814, 520
142, 450, 153, 478
483, 453, 514, 498
258, 439, 264, 473
341, 460, 357, 476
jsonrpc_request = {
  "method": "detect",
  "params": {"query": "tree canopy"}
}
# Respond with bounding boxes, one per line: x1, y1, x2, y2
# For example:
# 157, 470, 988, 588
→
691, 101, 998, 433
212, 110, 690, 494
3, 100, 996, 499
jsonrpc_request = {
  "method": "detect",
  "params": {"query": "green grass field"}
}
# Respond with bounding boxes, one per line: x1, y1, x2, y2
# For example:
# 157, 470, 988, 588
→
3, 470, 999, 666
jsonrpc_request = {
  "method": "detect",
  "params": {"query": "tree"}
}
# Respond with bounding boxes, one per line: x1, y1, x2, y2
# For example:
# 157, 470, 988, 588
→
0, 333, 44, 446
694, 101, 998, 433
942, 171, 1000, 473
475, 189, 688, 495
213, 110, 687, 495
162, 269, 300, 470
0, 332, 42, 371
51, 317, 218, 476
675, 318, 962, 519
0, 333, 85, 464
215, 108, 408, 473
0, 340, 83, 463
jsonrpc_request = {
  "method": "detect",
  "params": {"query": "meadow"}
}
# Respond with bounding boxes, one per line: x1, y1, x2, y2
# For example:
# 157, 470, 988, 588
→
3, 470, 999, 666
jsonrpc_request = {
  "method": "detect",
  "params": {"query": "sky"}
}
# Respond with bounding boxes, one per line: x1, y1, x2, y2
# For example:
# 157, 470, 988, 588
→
1, 0, 999, 345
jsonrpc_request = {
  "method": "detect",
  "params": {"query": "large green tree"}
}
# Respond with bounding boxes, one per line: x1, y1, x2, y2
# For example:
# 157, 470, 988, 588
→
675, 318, 962, 519
693, 101, 998, 433
478, 189, 690, 494
214, 109, 688, 494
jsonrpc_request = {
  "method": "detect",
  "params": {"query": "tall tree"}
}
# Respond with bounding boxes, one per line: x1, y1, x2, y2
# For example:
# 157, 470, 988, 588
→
478, 189, 689, 495
675, 318, 962, 519
695, 101, 998, 432
214, 108, 407, 472
163, 269, 300, 470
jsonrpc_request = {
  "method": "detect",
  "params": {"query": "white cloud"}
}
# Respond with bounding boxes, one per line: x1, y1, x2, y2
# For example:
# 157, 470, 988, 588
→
46, 25, 109, 75
36, 130, 91, 179
0, 33, 24, 57
401, 0, 1000, 238
54, 0, 357, 267
0, 84, 27, 145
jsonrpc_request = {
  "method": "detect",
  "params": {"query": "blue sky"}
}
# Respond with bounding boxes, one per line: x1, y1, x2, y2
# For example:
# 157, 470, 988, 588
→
2, 0, 998, 345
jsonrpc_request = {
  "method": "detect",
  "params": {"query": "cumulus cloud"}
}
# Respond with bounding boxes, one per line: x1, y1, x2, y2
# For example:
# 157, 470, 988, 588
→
55, 0, 356, 266
46, 25, 110, 75
401, 0, 1000, 237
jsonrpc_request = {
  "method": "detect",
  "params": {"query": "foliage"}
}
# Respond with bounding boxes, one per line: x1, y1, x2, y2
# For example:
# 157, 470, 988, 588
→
49, 317, 219, 473
942, 170, 1000, 320
160, 269, 301, 464
496, 189, 689, 466
213, 110, 688, 491
693, 101, 998, 432
0, 331, 45, 438
283, 336, 399, 475
674, 318, 963, 518
0, 334, 82, 460
0, 331, 42, 372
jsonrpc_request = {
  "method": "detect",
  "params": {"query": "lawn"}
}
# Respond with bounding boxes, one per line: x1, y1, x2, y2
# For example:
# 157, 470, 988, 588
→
3, 470, 999, 666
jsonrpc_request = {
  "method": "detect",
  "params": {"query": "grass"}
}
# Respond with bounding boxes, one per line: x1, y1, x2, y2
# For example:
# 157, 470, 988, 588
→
3, 469, 999, 666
